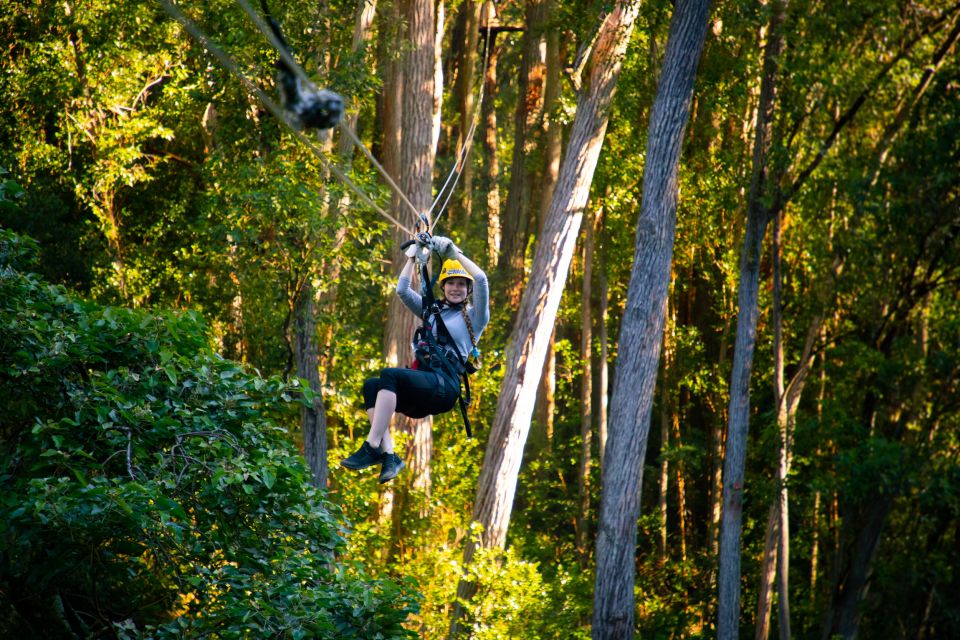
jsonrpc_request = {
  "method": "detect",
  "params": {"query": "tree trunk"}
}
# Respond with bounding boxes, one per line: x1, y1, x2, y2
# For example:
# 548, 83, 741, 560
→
672, 384, 687, 561
717, 2, 788, 638
533, 333, 555, 449
540, 0, 562, 218
823, 495, 895, 640
496, 0, 548, 309
592, 2, 710, 638
657, 298, 672, 562
453, 0, 481, 222
450, 3, 640, 636
772, 210, 792, 640
533, 2, 564, 453
396, 0, 438, 496
433, 0, 445, 156
597, 214, 609, 469
294, 279, 329, 488
755, 503, 780, 640
576, 211, 594, 565
482, 38, 502, 265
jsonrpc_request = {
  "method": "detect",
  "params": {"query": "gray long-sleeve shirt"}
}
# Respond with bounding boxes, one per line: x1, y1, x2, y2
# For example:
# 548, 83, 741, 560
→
397, 265, 489, 361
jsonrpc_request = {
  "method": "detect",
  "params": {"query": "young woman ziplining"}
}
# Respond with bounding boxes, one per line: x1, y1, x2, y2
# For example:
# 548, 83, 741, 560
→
340, 235, 490, 483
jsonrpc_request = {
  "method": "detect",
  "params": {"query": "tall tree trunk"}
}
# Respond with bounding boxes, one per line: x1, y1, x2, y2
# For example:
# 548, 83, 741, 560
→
450, 4, 640, 636
717, 2, 788, 638
482, 37, 502, 265
657, 330, 670, 562
757, 208, 790, 640
540, 0, 562, 219
592, 2, 710, 638
823, 495, 895, 640
433, 0, 445, 156
576, 211, 594, 565
597, 214, 609, 469
294, 279, 329, 488
772, 210, 792, 640
496, 0, 548, 309
394, 0, 439, 498
533, 0, 564, 450
533, 334, 556, 448
453, 0, 481, 222
755, 503, 780, 640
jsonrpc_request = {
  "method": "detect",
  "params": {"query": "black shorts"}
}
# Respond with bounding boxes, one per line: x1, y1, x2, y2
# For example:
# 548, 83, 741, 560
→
362, 367, 459, 419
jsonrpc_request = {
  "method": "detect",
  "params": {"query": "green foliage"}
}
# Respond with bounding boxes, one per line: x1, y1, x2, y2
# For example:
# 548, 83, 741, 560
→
0, 229, 417, 638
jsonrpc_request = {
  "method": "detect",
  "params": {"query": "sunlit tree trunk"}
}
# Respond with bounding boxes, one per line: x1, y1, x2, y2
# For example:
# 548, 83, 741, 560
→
533, 0, 564, 449
481, 36, 501, 265
717, 1, 788, 637
449, 4, 640, 636
453, 0, 480, 221
540, 1, 562, 218
597, 214, 609, 469
576, 211, 594, 565
772, 210, 792, 640
433, 0, 445, 156
533, 334, 555, 449
591, 2, 710, 638
496, 0, 547, 309
397, 0, 439, 498
657, 298, 672, 562
755, 503, 780, 640
378, 0, 406, 533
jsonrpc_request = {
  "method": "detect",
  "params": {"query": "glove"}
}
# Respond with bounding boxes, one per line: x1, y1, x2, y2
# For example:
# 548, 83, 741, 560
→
401, 239, 418, 258
431, 235, 460, 259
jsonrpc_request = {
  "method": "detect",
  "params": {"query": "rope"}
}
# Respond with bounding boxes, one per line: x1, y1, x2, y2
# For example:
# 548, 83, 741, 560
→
233, 0, 422, 225
428, 19, 493, 233
158, 0, 415, 236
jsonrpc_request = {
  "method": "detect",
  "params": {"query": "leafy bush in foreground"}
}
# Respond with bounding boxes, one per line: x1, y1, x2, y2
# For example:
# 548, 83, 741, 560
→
0, 229, 418, 638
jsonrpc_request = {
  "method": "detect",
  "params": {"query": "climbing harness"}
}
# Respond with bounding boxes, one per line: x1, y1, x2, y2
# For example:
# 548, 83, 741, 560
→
402, 236, 480, 436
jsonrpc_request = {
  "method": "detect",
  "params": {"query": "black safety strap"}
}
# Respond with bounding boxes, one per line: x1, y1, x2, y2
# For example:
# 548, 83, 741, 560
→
406, 248, 474, 438
430, 308, 473, 438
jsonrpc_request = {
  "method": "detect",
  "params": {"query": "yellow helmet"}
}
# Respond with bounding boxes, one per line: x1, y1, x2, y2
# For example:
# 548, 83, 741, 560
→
438, 259, 474, 284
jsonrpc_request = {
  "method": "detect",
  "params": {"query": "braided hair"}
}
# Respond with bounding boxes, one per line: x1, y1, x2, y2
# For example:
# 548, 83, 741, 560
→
460, 305, 479, 362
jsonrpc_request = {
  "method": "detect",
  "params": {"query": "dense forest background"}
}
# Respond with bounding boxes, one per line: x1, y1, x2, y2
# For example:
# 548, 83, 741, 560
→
2, 0, 959, 638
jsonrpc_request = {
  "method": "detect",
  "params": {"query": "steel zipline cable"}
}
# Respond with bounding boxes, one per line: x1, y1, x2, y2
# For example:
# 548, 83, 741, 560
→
428, 19, 493, 234
160, 0, 493, 242
158, 0, 418, 236
232, 0, 423, 225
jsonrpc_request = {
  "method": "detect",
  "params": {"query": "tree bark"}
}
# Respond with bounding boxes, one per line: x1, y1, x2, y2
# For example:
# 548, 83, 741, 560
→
496, 0, 548, 309
576, 211, 594, 565
396, 0, 439, 497
294, 279, 329, 488
453, 0, 481, 222
450, 3, 641, 636
717, 2, 788, 638
597, 214, 609, 469
772, 210, 792, 640
482, 37, 502, 266
592, 2, 710, 638
755, 503, 780, 640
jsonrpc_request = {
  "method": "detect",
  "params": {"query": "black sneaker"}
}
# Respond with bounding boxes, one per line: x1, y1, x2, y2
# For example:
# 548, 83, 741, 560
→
379, 452, 405, 483
341, 441, 385, 470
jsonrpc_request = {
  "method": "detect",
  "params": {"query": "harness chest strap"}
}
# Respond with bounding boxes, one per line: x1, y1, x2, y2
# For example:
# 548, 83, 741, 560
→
414, 306, 474, 438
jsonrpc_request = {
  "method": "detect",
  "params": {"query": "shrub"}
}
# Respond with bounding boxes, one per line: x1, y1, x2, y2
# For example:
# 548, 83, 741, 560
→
0, 228, 418, 638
